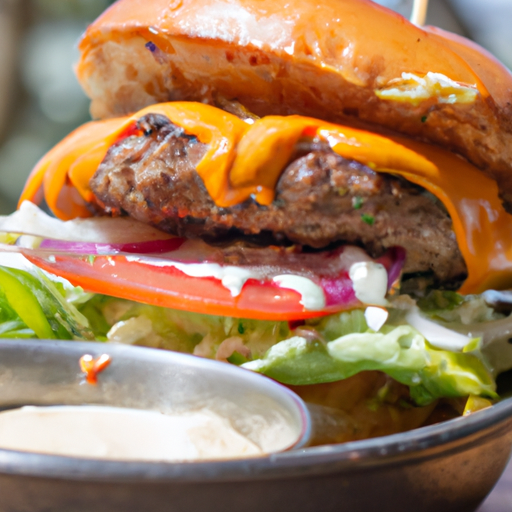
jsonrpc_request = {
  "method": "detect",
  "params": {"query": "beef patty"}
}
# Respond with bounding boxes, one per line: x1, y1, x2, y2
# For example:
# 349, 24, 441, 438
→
90, 114, 467, 284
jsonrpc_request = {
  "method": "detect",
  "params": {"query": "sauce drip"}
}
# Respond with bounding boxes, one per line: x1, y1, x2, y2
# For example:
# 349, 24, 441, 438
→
79, 354, 112, 384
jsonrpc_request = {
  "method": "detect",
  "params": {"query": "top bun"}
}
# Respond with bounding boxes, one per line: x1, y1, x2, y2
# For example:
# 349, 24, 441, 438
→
77, 0, 512, 207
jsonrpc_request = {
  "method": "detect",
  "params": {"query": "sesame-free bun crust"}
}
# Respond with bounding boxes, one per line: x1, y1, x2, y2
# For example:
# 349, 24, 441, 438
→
77, 0, 512, 206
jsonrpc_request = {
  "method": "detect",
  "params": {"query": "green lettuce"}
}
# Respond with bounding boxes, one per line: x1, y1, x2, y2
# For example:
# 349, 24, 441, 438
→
242, 325, 496, 405
0, 266, 94, 340
84, 296, 291, 356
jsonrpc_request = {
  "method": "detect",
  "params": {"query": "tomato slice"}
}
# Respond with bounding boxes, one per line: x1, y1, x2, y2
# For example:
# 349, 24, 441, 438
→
24, 253, 348, 321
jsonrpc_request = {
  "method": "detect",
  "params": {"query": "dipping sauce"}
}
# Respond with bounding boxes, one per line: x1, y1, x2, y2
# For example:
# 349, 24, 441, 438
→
0, 405, 263, 461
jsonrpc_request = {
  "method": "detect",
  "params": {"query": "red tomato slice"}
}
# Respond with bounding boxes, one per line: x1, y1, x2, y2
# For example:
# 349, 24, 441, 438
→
24, 253, 350, 321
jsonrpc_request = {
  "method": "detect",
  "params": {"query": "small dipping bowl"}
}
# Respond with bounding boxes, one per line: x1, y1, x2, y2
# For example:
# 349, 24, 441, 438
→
0, 340, 310, 460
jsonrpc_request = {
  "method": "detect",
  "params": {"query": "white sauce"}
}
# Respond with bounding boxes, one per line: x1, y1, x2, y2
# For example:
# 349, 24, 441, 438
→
0, 405, 262, 461
172, 262, 256, 297
272, 275, 326, 311
126, 257, 256, 297
364, 306, 389, 332
127, 256, 326, 309
349, 261, 389, 306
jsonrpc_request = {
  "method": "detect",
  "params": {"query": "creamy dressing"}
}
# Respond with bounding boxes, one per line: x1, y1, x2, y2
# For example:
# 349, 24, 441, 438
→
173, 262, 254, 297
272, 275, 326, 311
126, 256, 256, 297
126, 256, 327, 308
0, 405, 263, 461
364, 306, 389, 332
349, 261, 389, 306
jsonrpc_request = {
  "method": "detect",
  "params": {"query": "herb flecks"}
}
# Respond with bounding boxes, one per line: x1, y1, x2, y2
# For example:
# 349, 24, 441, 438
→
352, 196, 363, 209
361, 213, 375, 226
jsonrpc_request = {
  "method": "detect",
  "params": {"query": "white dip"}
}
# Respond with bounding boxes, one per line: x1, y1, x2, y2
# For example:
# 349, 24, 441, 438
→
0, 405, 262, 461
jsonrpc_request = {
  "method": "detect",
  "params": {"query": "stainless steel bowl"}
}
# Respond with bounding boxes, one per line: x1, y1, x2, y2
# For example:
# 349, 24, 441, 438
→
0, 339, 510, 512
0, 339, 310, 453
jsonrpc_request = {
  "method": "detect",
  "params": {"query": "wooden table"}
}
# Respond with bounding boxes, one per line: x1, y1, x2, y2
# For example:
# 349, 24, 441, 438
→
477, 457, 512, 511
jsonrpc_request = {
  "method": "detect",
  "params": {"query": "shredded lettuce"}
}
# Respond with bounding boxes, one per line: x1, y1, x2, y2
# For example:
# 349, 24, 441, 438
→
418, 290, 502, 325
417, 290, 465, 313
95, 298, 291, 356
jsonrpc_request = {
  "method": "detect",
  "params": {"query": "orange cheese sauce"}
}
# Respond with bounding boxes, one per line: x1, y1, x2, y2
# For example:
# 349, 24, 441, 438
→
18, 102, 512, 295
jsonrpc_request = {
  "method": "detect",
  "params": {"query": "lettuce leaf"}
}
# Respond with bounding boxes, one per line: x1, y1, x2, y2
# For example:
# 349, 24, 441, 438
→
243, 325, 497, 405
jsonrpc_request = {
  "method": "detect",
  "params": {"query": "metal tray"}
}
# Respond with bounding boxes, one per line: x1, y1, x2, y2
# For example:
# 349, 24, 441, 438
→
0, 339, 510, 512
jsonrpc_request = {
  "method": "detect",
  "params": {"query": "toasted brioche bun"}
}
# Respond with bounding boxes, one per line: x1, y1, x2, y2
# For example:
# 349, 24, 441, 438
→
77, 0, 512, 207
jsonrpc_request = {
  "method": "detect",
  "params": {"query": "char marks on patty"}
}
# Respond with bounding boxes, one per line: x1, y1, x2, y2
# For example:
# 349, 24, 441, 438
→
90, 114, 467, 285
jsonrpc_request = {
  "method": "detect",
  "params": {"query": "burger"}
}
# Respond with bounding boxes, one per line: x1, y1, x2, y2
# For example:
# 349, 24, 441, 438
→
2, 0, 512, 443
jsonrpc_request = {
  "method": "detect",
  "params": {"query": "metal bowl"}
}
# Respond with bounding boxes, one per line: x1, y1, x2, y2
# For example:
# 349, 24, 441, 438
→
0, 339, 511, 512
0, 339, 310, 454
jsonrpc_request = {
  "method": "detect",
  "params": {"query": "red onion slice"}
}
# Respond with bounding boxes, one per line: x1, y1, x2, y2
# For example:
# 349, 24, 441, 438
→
383, 247, 407, 287
38, 238, 185, 255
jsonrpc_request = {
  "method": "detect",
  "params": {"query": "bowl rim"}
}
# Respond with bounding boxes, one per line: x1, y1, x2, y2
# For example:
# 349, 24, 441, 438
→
0, 339, 511, 483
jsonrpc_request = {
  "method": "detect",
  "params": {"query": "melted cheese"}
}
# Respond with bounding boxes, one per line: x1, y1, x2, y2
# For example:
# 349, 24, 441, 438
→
380, 134, 512, 294
18, 102, 512, 295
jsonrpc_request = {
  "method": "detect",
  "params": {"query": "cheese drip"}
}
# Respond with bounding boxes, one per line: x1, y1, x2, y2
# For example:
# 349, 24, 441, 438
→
18, 102, 512, 294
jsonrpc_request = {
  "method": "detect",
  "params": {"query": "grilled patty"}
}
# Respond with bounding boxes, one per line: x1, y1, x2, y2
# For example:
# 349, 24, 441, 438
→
90, 114, 467, 284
